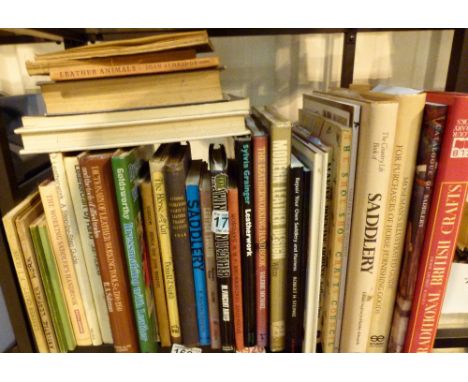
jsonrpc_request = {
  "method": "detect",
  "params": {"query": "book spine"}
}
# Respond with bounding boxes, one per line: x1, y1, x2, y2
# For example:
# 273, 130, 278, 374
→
340, 102, 398, 352
269, 126, 292, 352
39, 182, 92, 346
50, 56, 220, 81
37, 221, 77, 351
16, 213, 59, 352
404, 96, 468, 352
112, 156, 158, 352
252, 134, 269, 347
234, 138, 256, 346
79, 157, 139, 352
150, 165, 182, 343
285, 166, 305, 352
228, 186, 245, 351
30, 223, 67, 352
367, 94, 426, 352
140, 181, 172, 348
186, 184, 211, 346
321, 128, 352, 353
199, 176, 222, 349
2, 205, 49, 352
64, 156, 113, 344
388, 104, 447, 353
165, 163, 199, 346
49, 153, 102, 346
211, 171, 235, 352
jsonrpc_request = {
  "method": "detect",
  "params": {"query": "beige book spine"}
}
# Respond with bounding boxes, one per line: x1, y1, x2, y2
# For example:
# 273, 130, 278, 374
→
39, 181, 92, 346
150, 161, 182, 343
63, 155, 114, 345
15, 203, 59, 352
340, 101, 398, 352
367, 93, 426, 352
267, 125, 292, 352
50, 153, 102, 346
2, 193, 49, 352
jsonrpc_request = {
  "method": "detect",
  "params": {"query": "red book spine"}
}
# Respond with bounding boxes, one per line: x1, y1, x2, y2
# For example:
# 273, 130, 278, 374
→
252, 134, 269, 347
404, 92, 468, 352
228, 186, 245, 351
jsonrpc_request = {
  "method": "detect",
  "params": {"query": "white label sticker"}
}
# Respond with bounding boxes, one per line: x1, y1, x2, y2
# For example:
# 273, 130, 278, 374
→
211, 210, 229, 235
171, 343, 202, 353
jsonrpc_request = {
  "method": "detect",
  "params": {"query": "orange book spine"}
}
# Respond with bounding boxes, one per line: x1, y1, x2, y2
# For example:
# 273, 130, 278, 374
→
228, 186, 245, 351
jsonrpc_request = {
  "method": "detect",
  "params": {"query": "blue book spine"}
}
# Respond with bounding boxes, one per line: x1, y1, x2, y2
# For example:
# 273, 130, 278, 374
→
186, 184, 211, 345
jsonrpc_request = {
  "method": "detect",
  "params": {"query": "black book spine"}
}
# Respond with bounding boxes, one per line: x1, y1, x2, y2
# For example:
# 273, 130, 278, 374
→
285, 165, 305, 352
210, 145, 235, 352
234, 137, 256, 346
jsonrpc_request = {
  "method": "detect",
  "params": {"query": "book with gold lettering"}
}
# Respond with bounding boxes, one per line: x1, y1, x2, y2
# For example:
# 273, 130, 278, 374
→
404, 92, 468, 353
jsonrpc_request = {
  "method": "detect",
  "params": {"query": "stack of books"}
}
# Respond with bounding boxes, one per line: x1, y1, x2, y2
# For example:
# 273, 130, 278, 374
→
3, 31, 468, 353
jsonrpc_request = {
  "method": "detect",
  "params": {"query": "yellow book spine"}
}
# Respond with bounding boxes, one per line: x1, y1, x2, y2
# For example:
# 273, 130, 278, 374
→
150, 166, 182, 343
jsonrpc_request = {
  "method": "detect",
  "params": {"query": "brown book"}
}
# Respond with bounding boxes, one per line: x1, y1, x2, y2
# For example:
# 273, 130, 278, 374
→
164, 144, 199, 346
78, 151, 139, 352
140, 178, 172, 348
40, 69, 223, 115
227, 174, 245, 351
27, 49, 196, 76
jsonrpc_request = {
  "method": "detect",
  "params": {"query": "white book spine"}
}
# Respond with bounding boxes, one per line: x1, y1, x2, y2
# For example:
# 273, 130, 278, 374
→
64, 156, 114, 345
49, 153, 102, 345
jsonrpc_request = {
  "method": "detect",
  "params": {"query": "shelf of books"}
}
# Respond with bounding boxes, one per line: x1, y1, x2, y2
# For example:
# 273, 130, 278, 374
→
1, 29, 468, 353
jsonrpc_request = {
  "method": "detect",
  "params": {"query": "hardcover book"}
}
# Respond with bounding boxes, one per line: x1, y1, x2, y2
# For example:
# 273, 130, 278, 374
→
164, 143, 199, 346
79, 152, 139, 352
404, 92, 468, 353
251, 106, 291, 352
186, 160, 211, 346
112, 147, 159, 352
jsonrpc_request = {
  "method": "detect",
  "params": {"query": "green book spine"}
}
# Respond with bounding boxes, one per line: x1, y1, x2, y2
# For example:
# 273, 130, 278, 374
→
112, 150, 158, 353
37, 222, 77, 352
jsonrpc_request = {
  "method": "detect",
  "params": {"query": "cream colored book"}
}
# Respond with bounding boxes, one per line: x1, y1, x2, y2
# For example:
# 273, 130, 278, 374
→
291, 129, 329, 353
39, 180, 92, 346
150, 145, 182, 343
49, 153, 102, 346
2, 191, 49, 352
326, 89, 399, 352
15, 201, 59, 352
252, 106, 291, 352
364, 86, 426, 352
298, 109, 353, 353
63, 154, 114, 345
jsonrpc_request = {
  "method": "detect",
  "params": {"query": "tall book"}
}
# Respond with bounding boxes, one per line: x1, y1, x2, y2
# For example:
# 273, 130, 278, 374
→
63, 154, 113, 344
252, 106, 291, 352
15, 201, 59, 353
186, 160, 211, 346
79, 152, 139, 352
325, 89, 399, 352
227, 166, 245, 351
140, 177, 172, 348
209, 143, 235, 352
388, 102, 448, 352
31, 215, 77, 352
233, 136, 256, 346
112, 147, 159, 352
364, 87, 426, 352
285, 155, 309, 352
199, 167, 222, 349
404, 92, 468, 352
298, 108, 353, 353
164, 143, 199, 346
149, 144, 182, 344
49, 152, 102, 346
246, 116, 269, 348
38, 180, 93, 346
292, 129, 329, 353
